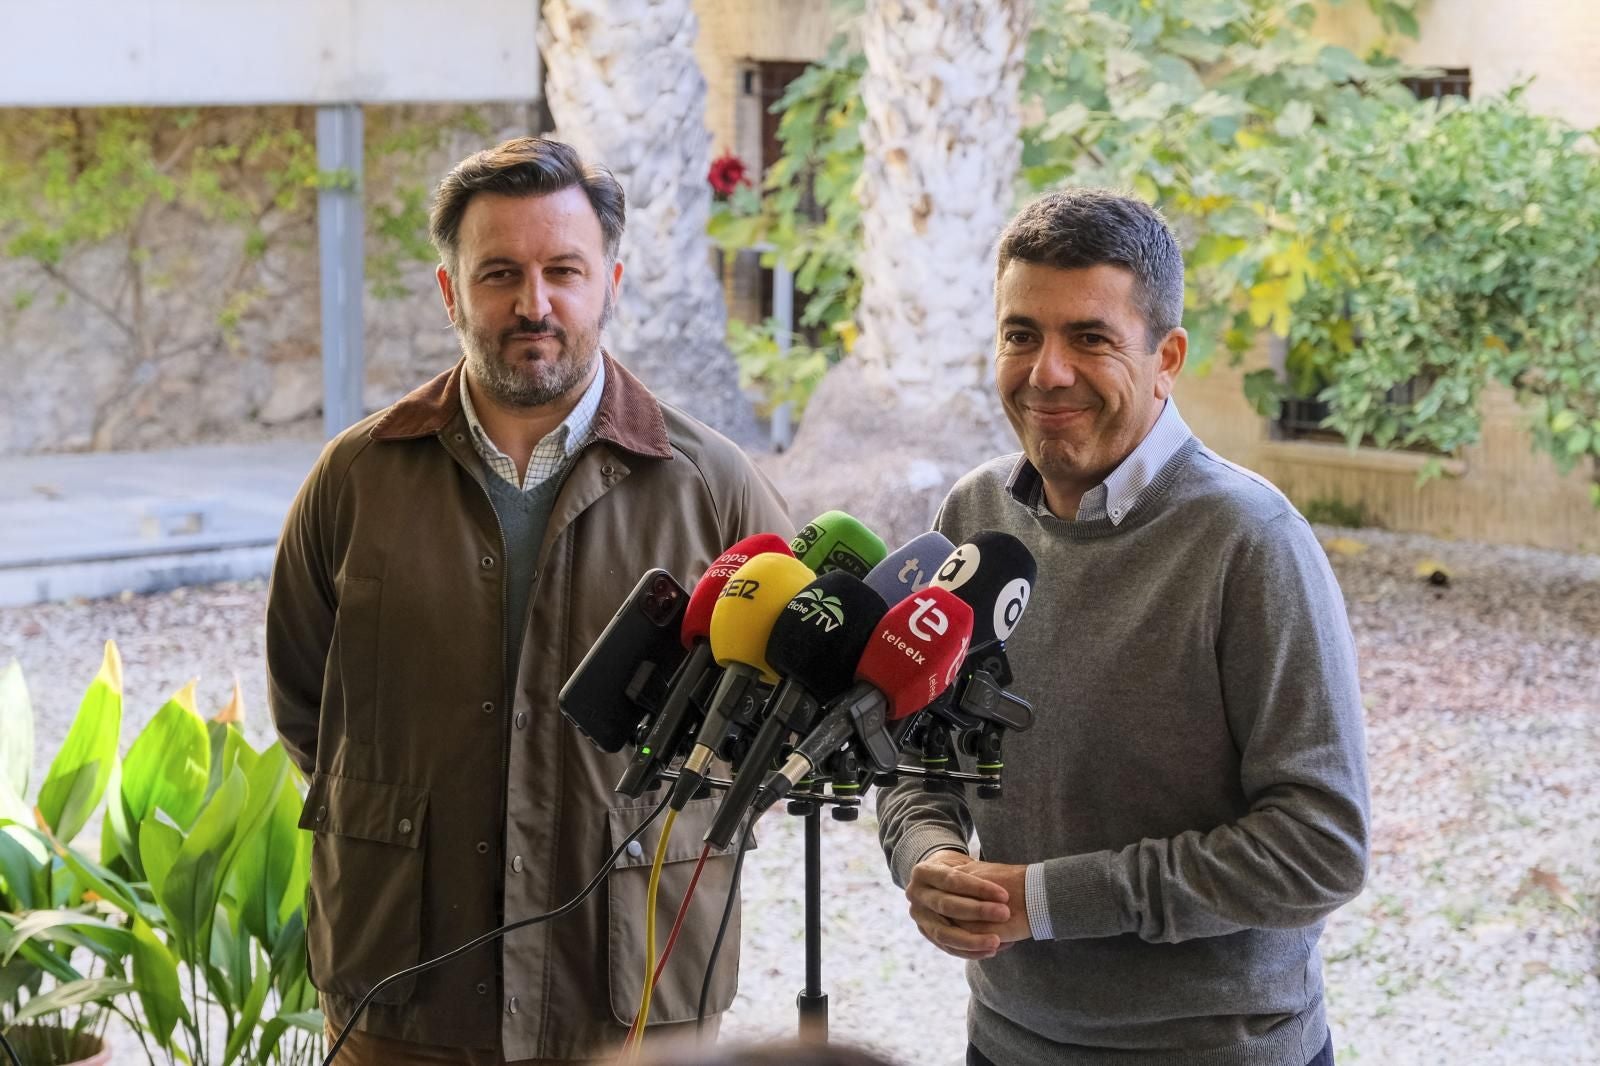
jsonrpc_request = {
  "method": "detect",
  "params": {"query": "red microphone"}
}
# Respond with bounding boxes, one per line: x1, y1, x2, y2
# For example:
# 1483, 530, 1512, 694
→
749, 587, 973, 812
616, 533, 795, 796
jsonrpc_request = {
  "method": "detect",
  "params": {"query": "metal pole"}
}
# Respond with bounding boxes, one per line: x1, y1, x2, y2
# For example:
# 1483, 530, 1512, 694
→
797, 806, 829, 1042
770, 257, 795, 451
316, 104, 365, 438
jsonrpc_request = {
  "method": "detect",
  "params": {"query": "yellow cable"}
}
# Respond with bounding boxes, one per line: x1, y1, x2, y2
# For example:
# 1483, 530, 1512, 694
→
625, 807, 677, 1056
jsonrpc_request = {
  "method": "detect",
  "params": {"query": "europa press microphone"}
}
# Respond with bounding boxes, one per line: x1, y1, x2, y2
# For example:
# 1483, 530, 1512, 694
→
703, 571, 891, 849
616, 533, 795, 797
748, 586, 974, 816
668, 552, 815, 811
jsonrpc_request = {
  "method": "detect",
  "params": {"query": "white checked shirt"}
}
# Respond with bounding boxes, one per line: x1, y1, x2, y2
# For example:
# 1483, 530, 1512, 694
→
458, 359, 607, 491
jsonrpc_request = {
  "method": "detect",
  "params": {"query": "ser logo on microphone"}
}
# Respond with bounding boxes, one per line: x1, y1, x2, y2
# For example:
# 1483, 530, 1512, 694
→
720, 578, 760, 600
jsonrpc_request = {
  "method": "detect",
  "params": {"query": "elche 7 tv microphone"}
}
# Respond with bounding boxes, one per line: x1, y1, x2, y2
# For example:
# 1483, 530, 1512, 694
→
790, 510, 889, 579
703, 571, 890, 849
616, 533, 794, 797
669, 552, 815, 810
749, 586, 973, 816
862, 530, 956, 604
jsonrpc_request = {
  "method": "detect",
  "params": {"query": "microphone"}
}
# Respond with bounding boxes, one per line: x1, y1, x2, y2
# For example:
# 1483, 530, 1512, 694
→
789, 510, 889, 578
703, 572, 890, 848
616, 534, 795, 797
862, 530, 957, 604
931, 530, 1037, 650
749, 586, 974, 815
668, 552, 816, 810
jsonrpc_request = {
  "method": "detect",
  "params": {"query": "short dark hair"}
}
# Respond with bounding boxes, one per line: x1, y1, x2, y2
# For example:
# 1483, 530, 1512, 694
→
996, 188, 1185, 348
429, 136, 625, 277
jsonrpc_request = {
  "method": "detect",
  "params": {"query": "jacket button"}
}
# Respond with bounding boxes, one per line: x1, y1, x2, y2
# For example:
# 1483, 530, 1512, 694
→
315, 805, 327, 822
481, 701, 495, 714
480, 555, 495, 569
601, 463, 616, 478
476, 840, 489, 854
397, 818, 413, 835
514, 712, 527, 730
507, 996, 519, 1015
476, 982, 488, 995
511, 855, 524, 873
626, 841, 644, 859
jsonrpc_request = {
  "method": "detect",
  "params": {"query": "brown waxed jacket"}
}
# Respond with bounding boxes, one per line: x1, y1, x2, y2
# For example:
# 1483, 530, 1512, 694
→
265, 355, 793, 1059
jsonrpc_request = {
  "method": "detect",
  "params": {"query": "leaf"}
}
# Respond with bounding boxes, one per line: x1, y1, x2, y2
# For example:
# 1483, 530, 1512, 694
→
1274, 100, 1316, 138
232, 760, 306, 946
131, 914, 187, 1048
122, 682, 211, 831
2, 908, 135, 966
12, 976, 134, 1022
0, 661, 33, 814
156, 766, 246, 962
0, 826, 46, 909
214, 677, 246, 725
221, 943, 273, 1066
36, 641, 123, 844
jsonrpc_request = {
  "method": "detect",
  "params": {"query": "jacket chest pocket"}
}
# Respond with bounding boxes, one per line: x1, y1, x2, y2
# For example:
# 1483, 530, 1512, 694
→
330, 575, 383, 744
604, 798, 755, 1027
300, 773, 429, 1004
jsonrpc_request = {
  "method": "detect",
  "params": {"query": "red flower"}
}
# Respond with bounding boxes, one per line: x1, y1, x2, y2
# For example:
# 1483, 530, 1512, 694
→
708, 152, 751, 197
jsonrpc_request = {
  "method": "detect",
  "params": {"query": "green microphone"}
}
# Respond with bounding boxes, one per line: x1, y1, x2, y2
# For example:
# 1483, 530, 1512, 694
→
789, 510, 888, 579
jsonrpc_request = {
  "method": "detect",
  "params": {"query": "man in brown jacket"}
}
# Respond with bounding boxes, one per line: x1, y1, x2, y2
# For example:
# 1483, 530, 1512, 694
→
266, 137, 793, 1064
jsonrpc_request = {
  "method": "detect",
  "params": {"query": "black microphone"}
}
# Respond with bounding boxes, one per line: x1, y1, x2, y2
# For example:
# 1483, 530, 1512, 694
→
931, 529, 1037, 650
703, 572, 889, 848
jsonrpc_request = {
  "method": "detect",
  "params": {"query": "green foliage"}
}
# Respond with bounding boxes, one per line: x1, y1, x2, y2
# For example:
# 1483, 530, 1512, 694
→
707, 41, 866, 409
2, 645, 319, 1065
1301, 495, 1376, 528
727, 0, 1600, 490
727, 318, 835, 418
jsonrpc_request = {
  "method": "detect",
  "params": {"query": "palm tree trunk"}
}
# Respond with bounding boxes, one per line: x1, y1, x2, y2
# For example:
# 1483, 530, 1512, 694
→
855, 0, 1033, 398
540, 0, 762, 442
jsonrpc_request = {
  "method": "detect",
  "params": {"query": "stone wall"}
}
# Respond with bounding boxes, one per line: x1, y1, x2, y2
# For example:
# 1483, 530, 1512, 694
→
0, 103, 534, 456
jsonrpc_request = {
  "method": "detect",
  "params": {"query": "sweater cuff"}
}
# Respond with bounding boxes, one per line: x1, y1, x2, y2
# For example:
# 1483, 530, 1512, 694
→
889, 825, 969, 888
1039, 852, 1125, 940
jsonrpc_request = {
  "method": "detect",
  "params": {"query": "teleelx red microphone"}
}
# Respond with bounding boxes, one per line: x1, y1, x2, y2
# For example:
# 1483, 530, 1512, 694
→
749, 586, 973, 813
616, 533, 795, 796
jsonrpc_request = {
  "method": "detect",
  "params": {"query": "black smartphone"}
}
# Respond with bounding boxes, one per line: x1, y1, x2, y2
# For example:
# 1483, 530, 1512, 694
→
559, 568, 691, 752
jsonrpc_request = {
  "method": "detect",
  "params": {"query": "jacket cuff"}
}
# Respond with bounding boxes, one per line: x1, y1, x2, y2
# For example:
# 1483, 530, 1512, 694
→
890, 826, 969, 888
1039, 852, 1124, 940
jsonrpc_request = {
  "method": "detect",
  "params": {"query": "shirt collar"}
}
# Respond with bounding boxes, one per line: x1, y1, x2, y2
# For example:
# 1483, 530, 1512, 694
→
458, 357, 607, 488
1006, 399, 1192, 524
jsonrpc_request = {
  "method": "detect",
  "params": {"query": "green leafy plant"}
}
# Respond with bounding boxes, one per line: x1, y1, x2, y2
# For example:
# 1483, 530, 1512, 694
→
727, 318, 835, 418
1, 644, 320, 1065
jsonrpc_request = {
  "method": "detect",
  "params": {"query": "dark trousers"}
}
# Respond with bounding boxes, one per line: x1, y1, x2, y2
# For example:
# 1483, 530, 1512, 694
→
968, 1032, 1335, 1066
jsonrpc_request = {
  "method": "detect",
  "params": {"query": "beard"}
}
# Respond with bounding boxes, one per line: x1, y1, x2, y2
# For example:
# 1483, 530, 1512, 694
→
457, 289, 612, 409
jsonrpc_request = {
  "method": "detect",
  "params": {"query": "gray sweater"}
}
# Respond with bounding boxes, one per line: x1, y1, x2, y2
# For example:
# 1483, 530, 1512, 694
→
877, 439, 1370, 1066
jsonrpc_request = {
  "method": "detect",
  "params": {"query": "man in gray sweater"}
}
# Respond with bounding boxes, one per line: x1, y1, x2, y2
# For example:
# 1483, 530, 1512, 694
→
876, 190, 1369, 1066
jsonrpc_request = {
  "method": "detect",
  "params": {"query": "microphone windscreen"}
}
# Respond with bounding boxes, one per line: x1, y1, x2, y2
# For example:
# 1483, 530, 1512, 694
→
856, 587, 974, 721
863, 531, 957, 603
682, 533, 795, 648
766, 572, 890, 702
789, 510, 889, 579
931, 530, 1038, 647
708, 553, 817, 681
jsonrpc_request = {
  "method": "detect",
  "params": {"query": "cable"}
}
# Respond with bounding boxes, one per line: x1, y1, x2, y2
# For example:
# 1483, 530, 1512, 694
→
622, 842, 712, 1057
0, 1027, 21, 1066
321, 792, 672, 1066
697, 814, 757, 1034
623, 807, 678, 1056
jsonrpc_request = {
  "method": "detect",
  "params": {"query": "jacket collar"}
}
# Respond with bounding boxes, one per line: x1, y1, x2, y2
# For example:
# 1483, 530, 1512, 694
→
369, 352, 674, 461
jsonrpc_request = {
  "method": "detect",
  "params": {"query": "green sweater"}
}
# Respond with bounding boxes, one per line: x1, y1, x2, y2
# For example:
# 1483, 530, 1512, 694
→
877, 439, 1369, 1066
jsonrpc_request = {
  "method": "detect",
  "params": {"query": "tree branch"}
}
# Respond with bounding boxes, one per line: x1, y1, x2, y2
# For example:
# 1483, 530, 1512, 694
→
38, 262, 136, 341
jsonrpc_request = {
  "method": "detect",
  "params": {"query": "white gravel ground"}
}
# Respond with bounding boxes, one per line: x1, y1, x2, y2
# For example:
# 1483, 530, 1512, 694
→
2, 525, 1596, 1065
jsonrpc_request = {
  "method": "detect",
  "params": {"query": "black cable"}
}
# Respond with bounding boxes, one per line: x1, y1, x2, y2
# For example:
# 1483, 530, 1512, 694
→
0, 1027, 21, 1066
697, 814, 757, 1035
322, 792, 672, 1066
